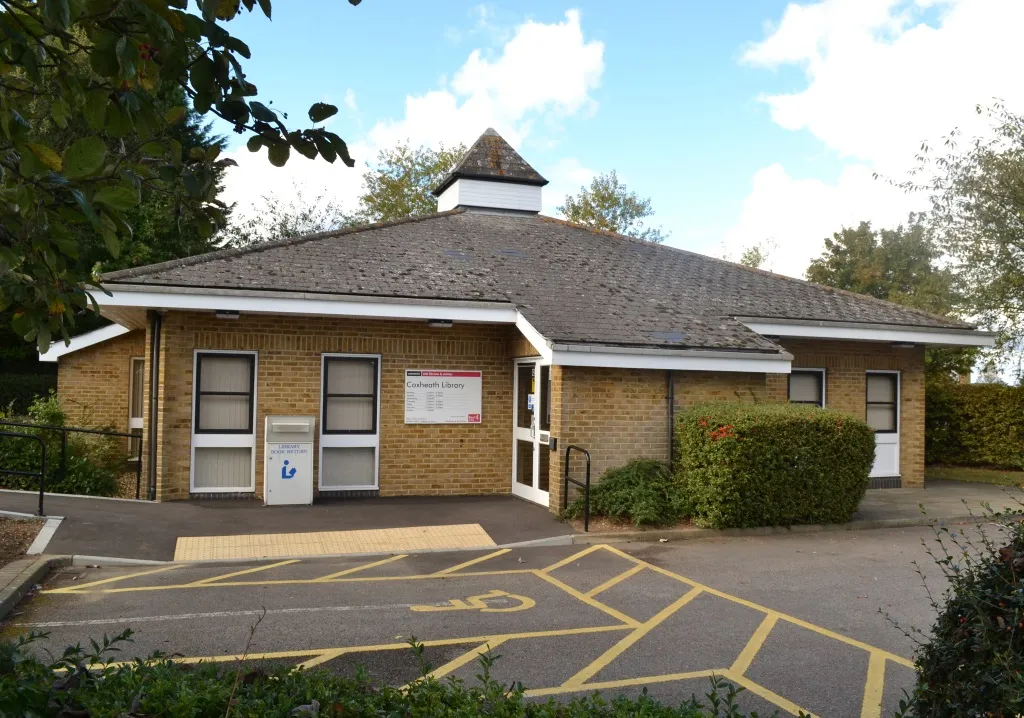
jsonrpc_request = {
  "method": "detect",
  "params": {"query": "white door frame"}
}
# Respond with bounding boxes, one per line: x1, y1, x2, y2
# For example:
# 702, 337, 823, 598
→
189, 349, 258, 493
511, 358, 550, 505
866, 370, 900, 478
318, 353, 382, 491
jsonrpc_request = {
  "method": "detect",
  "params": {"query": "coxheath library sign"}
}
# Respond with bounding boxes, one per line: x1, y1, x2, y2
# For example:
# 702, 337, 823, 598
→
404, 370, 483, 424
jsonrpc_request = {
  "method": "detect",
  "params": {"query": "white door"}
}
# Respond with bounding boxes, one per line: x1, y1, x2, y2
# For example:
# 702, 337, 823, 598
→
190, 351, 258, 493
866, 371, 900, 477
319, 354, 381, 491
512, 359, 550, 505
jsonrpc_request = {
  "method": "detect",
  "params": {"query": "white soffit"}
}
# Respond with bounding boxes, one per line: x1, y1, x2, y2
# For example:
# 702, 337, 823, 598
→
740, 319, 997, 347
38, 323, 131, 362
98, 286, 520, 324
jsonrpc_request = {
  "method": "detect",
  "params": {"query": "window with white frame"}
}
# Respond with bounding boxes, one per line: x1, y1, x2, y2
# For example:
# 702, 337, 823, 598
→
128, 357, 145, 459
320, 355, 380, 490
866, 372, 898, 432
191, 351, 257, 491
788, 369, 825, 407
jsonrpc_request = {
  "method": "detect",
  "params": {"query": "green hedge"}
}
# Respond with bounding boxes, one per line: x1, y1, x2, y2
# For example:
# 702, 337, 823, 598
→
0, 393, 123, 496
2, 631, 759, 718
675, 402, 875, 529
925, 380, 1024, 469
563, 458, 686, 526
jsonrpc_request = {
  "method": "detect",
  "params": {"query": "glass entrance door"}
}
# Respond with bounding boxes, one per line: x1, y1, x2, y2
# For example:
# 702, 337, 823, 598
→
512, 359, 550, 505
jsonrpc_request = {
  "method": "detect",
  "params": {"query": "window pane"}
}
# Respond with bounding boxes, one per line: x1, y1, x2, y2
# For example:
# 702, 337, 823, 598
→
327, 359, 375, 395
193, 447, 252, 489
789, 372, 822, 404
130, 359, 145, 419
198, 395, 251, 431
866, 405, 897, 432
538, 443, 550, 492
324, 396, 374, 432
200, 355, 251, 393
321, 447, 375, 488
516, 365, 534, 429
867, 374, 896, 403
540, 365, 551, 431
516, 439, 533, 486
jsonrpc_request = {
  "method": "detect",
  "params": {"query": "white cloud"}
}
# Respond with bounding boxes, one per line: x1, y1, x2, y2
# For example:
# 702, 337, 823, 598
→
222, 9, 603, 230
728, 0, 1024, 277
343, 88, 358, 113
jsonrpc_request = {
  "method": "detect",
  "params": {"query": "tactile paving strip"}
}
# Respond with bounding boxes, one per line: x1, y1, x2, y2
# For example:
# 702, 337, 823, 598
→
173, 523, 496, 561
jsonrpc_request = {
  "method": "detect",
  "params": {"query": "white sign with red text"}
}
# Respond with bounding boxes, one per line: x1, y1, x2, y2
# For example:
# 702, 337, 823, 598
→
404, 370, 483, 424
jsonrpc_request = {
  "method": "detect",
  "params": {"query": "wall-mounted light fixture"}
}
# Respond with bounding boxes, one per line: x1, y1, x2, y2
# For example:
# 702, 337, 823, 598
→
427, 319, 453, 328
215, 310, 240, 320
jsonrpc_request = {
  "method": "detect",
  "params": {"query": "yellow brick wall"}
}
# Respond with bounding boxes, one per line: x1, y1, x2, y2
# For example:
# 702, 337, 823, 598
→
775, 339, 926, 487
151, 312, 518, 500
56, 329, 146, 431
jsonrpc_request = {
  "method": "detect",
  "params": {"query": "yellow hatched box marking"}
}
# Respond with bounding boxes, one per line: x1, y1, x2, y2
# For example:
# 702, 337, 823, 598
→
173, 523, 496, 561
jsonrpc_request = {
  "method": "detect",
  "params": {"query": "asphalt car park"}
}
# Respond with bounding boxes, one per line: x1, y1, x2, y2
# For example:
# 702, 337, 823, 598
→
3, 529, 945, 717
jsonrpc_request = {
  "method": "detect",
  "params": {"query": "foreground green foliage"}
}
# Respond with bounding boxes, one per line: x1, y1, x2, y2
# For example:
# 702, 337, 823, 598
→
675, 403, 875, 529
1, 0, 361, 350
0, 631, 772, 718
925, 379, 1024, 469
891, 501, 1024, 717
563, 458, 686, 527
0, 392, 125, 496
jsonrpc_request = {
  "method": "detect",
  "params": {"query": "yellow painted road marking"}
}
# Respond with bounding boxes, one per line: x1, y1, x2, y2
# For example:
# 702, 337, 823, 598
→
99, 624, 633, 670
533, 569, 640, 628
417, 638, 509, 683
187, 559, 300, 586
584, 563, 645, 598
411, 589, 535, 613
295, 648, 348, 670
525, 668, 719, 697
860, 652, 888, 718
561, 586, 704, 688
313, 554, 408, 581
730, 613, 778, 676
539, 544, 605, 573
42, 568, 537, 595
46, 564, 183, 594
431, 548, 510, 576
599, 544, 916, 669
724, 670, 819, 718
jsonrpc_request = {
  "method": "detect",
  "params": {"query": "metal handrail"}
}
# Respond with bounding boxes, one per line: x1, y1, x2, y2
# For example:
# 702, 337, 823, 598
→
0, 420, 143, 500
0, 431, 46, 516
563, 445, 591, 532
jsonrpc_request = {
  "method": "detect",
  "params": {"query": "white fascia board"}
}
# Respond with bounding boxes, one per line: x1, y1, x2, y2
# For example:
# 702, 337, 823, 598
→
551, 347, 792, 373
98, 286, 519, 324
514, 312, 553, 361
38, 323, 131, 362
740, 320, 997, 347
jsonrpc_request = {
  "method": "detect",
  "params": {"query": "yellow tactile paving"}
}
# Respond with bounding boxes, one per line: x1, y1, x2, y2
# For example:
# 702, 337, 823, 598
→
173, 523, 496, 561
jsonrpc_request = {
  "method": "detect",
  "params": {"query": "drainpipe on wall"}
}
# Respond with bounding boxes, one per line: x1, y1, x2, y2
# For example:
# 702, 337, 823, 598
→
147, 310, 162, 501
667, 370, 675, 469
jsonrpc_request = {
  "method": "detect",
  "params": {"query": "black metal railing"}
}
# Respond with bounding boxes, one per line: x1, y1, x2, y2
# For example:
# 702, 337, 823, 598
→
563, 444, 591, 532
0, 421, 144, 509
0, 430, 46, 515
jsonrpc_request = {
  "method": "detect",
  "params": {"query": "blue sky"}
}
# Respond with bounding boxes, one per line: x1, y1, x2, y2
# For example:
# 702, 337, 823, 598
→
217, 0, 1024, 277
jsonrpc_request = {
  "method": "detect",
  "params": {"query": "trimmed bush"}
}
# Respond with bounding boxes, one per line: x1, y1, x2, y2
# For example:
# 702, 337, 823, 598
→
893, 501, 1024, 717
563, 458, 686, 526
676, 402, 875, 529
925, 379, 1024, 469
0, 392, 123, 497
2, 630, 763, 718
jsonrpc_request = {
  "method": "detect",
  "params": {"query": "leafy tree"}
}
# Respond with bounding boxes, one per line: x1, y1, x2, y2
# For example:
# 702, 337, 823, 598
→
558, 170, 666, 243
806, 218, 976, 379
904, 103, 1024, 354
0, 0, 361, 351
354, 142, 466, 224
737, 239, 777, 269
222, 184, 351, 248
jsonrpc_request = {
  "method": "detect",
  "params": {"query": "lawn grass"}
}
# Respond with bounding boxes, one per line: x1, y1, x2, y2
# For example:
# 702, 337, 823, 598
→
926, 465, 1024, 487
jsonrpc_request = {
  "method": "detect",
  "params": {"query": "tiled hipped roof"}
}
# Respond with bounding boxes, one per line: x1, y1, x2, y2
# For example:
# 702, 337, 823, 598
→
103, 211, 973, 354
